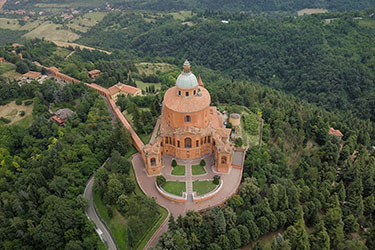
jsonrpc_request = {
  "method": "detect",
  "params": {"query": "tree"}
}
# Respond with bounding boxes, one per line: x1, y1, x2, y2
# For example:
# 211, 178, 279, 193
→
208, 243, 222, 250
168, 214, 177, 231
16, 61, 29, 74
343, 214, 359, 233
237, 225, 250, 246
309, 220, 330, 250
227, 228, 241, 249
216, 235, 230, 250
105, 174, 124, 204
117, 194, 130, 214
156, 175, 166, 187
256, 216, 270, 236
215, 209, 226, 235
324, 207, 345, 250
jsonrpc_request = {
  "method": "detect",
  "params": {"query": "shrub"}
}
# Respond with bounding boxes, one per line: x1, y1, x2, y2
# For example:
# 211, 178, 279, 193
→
200, 159, 206, 166
235, 137, 243, 147
213, 176, 220, 185
156, 175, 166, 187
24, 100, 33, 106
0, 117, 11, 124
19, 111, 25, 117
107, 205, 113, 218
15, 99, 22, 105
171, 159, 177, 167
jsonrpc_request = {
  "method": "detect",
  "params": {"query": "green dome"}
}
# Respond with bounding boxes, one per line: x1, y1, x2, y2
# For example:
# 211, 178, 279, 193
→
176, 72, 198, 89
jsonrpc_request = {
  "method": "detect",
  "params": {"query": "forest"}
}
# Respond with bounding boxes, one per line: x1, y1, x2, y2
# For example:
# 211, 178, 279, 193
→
78, 10, 375, 121
4, 0, 375, 12
1, 5, 375, 250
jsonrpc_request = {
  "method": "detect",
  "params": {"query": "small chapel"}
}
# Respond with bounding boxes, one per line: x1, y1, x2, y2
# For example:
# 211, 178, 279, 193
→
142, 60, 234, 175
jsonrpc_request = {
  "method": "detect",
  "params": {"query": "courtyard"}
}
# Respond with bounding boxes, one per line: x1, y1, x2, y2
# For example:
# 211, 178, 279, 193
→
132, 153, 243, 217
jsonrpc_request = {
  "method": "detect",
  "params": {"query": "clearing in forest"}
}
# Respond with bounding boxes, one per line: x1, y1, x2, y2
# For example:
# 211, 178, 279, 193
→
0, 101, 33, 125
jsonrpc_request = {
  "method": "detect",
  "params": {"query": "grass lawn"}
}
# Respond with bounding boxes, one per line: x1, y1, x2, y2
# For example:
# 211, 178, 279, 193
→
192, 164, 206, 175
0, 63, 15, 74
171, 165, 185, 176
193, 180, 218, 196
135, 80, 161, 92
162, 181, 186, 196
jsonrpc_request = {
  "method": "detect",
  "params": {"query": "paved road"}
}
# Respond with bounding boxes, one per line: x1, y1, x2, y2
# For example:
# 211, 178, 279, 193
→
84, 176, 117, 250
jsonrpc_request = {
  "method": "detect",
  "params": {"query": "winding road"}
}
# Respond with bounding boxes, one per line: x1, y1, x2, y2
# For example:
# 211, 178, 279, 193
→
84, 176, 117, 250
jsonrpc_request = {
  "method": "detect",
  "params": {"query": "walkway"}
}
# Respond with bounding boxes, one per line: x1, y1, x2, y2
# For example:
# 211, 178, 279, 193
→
84, 176, 117, 250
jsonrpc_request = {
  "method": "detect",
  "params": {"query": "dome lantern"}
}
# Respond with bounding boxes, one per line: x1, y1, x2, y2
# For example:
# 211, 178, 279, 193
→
176, 60, 198, 89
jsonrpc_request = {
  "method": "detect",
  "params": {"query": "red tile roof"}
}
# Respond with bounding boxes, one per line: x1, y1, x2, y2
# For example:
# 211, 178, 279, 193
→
329, 128, 344, 137
88, 69, 101, 75
108, 83, 141, 96
23, 71, 41, 79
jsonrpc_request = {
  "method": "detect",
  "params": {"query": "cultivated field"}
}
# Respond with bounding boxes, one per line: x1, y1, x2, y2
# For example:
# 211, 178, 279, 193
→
53, 41, 112, 54
297, 8, 328, 16
0, 18, 41, 30
0, 101, 33, 125
23, 22, 80, 42
0, 63, 15, 74
67, 12, 107, 33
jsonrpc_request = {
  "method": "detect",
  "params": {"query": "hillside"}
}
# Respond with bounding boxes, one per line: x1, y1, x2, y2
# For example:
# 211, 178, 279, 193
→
78, 10, 375, 121
4, 0, 375, 12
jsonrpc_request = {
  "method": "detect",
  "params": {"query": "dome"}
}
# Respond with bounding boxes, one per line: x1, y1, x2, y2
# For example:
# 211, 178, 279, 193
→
176, 72, 198, 89
176, 60, 198, 89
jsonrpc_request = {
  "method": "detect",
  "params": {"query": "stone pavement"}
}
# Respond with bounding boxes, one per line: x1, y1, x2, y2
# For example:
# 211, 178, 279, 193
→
132, 153, 243, 247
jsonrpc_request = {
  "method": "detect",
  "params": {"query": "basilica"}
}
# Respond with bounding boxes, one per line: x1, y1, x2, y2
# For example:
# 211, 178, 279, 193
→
142, 61, 234, 175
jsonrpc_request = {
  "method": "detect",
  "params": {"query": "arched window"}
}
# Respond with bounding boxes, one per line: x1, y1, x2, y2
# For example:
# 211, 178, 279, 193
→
165, 137, 169, 144
178, 90, 181, 95
221, 156, 227, 164
194, 90, 196, 95
185, 115, 191, 122
185, 92, 189, 96
151, 158, 156, 166
185, 138, 192, 148
196, 140, 199, 147
177, 140, 180, 148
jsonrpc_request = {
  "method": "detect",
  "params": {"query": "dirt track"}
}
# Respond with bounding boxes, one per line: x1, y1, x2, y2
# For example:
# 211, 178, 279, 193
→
53, 41, 112, 55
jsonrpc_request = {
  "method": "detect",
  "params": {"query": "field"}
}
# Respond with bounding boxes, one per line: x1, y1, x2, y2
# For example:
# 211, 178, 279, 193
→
0, 18, 41, 30
23, 22, 80, 42
67, 12, 107, 33
135, 80, 161, 91
0, 63, 15, 74
1, 69, 22, 80
170, 11, 194, 21
297, 8, 328, 16
136, 62, 176, 75
0, 101, 33, 126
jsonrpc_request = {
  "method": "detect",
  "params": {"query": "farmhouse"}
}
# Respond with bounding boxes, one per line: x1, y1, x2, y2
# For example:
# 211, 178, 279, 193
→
108, 83, 142, 101
51, 108, 74, 126
88, 69, 101, 79
22, 71, 41, 80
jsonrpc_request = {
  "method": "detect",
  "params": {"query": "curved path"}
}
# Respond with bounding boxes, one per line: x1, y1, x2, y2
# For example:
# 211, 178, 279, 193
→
84, 176, 117, 250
